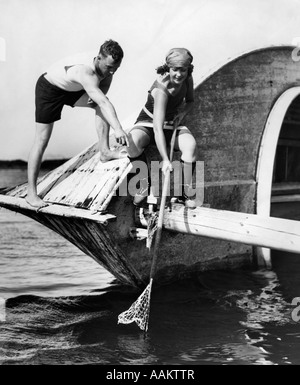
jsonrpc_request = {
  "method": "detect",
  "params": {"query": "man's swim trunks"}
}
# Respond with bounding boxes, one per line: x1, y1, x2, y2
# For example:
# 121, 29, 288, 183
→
35, 74, 85, 123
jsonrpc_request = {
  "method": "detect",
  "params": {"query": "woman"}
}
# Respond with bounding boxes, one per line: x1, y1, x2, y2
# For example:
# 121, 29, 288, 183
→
127, 48, 198, 208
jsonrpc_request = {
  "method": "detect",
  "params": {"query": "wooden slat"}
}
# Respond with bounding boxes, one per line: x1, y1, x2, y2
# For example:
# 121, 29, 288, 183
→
44, 154, 101, 204
39, 143, 99, 198
163, 204, 300, 254
8, 143, 98, 198
43, 157, 131, 211
272, 182, 300, 195
272, 194, 300, 203
0, 195, 116, 223
90, 162, 133, 212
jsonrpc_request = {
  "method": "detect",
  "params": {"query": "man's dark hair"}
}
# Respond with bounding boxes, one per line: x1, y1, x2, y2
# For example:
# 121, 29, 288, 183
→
99, 40, 124, 63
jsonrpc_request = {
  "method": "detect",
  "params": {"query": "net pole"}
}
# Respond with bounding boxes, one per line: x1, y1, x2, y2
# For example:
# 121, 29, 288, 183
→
145, 125, 178, 330
118, 123, 178, 333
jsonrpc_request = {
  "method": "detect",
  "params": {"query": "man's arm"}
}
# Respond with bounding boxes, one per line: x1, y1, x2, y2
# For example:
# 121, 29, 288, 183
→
77, 66, 128, 146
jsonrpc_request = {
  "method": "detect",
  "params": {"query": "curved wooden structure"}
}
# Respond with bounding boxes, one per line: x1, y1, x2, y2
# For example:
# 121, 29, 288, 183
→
183, 45, 300, 265
1, 46, 300, 287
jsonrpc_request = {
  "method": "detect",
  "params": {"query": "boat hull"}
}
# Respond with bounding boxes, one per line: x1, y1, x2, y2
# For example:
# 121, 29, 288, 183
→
0, 195, 253, 288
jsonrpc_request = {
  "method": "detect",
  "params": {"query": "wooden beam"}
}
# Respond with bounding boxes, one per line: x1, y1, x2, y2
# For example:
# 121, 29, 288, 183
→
0, 195, 116, 224
272, 182, 300, 193
272, 194, 300, 203
277, 138, 300, 147
163, 204, 300, 254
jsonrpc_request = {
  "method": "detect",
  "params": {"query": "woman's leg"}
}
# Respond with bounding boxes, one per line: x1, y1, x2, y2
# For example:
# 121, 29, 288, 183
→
175, 127, 197, 163
127, 128, 151, 204
175, 127, 198, 208
127, 128, 150, 158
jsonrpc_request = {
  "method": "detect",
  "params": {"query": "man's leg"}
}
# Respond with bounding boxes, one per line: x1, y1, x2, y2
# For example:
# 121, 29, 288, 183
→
26, 122, 54, 208
95, 106, 127, 162
74, 94, 127, 162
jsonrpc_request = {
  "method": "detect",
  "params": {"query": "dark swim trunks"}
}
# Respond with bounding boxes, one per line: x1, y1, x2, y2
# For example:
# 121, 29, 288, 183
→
35, 74, 86, 123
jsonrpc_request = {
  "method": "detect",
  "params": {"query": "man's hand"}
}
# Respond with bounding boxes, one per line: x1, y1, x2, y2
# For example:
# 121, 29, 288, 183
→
161, 159, 173, 175
114, 128, 129, 147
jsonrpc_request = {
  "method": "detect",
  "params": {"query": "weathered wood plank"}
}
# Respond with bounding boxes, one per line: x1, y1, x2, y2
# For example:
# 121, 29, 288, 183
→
8, 143, 98, 198
0, 195, 115, 223
44, 153, 101, 205
90, 161, 132, 212
38, 143, 99, 198
43, 157, 130, 211
271, 194, 300, 203
163, 204, 300, 254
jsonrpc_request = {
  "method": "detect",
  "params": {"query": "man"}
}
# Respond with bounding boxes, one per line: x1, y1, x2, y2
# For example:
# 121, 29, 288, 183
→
26, 39, 128, 208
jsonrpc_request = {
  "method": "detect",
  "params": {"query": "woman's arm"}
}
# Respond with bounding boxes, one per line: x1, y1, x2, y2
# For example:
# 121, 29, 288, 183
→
152, 88, 173, 174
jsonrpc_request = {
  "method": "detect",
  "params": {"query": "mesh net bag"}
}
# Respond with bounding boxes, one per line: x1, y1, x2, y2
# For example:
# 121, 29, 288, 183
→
118, 279, 153, 332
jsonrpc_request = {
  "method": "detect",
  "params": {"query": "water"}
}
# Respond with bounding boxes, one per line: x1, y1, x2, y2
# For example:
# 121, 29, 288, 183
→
0, 168, 300, 366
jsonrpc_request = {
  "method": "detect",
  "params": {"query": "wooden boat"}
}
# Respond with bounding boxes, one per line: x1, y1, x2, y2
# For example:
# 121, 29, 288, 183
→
1, 45, 300, 288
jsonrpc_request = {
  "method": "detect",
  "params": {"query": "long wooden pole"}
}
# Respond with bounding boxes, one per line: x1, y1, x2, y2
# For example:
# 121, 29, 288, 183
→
142, 126, 178, 333
149, 126, 177, 279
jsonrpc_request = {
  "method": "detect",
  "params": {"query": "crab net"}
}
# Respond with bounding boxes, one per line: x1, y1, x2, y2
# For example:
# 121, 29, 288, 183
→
118, 279, 153, 332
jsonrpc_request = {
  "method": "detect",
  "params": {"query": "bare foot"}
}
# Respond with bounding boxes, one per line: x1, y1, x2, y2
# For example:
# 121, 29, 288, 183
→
25, 194, 49, 209
100, 148, 128, 162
